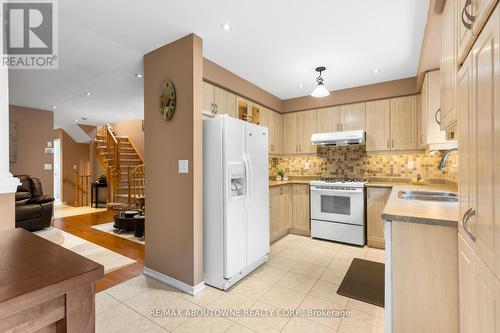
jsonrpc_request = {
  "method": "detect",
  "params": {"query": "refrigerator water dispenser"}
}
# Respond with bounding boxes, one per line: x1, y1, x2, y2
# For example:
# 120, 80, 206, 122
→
229, 162, 245, 198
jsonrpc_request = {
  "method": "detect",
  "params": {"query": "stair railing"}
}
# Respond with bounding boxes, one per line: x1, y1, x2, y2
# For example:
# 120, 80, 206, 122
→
128, 164, 145, 206
96, 124, 120, 202
73, 171, 90, 206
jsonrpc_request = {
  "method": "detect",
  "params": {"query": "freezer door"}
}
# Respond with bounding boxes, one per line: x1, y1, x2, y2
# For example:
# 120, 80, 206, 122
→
223, 117, 247, 278
245, 122, 270, 265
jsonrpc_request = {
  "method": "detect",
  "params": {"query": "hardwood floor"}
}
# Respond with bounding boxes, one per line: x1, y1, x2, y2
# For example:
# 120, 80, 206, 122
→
52, 211, 144, 292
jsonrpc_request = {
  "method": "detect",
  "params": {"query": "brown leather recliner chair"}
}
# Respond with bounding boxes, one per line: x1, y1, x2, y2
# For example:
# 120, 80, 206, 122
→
15, 175, 55, 231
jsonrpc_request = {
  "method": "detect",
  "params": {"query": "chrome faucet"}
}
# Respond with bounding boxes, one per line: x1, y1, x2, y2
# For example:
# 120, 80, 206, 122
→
438, 149, 458, 171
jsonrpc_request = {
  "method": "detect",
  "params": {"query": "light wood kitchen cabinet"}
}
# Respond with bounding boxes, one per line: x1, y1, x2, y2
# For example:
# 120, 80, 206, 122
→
291, 184, 310, 234
203, 82, 236, 117
441, 0, 458, 131
283, 111, 316, 154
367, 187, 390, 249
458, 0, 475, 63
420, 70, 457, 150
270, 185, 292, 243
260, 108, 283, 155
366, 100, 391, 151
339, 103, 366, 131
315, 106, 340, 133
237, 97, 261, 124
390, 96, 418, 150
459, 4, 500, 278
458, 234, 500, 333
283, 113, 298, 154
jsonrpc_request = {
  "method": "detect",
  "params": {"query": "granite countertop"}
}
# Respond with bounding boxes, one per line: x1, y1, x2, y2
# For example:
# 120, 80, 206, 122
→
269, 179, 312, 187
381, 184, 459, 227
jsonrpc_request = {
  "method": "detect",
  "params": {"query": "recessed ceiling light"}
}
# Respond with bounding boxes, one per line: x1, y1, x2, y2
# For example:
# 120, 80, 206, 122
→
135, 73, 143, 78
84, 92, 92, 96
81, 117, 88, 121
220, 23, 232, 31
373, 69, 380, 74
50, 105, 56, 109
297, 84, 304, 89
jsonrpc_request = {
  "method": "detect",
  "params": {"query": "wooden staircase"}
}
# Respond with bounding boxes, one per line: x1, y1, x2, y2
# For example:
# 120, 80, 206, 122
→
95, 124, 144, 208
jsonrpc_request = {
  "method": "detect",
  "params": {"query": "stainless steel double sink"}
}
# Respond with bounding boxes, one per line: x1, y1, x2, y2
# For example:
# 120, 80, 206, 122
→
398, 190, 458, 202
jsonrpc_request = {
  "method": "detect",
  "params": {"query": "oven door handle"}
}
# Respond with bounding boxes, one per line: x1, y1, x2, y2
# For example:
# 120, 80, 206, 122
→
310, 187, 364, 195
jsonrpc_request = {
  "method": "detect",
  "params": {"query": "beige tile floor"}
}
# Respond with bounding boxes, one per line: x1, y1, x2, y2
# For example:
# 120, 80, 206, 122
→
96, 234, 385, 333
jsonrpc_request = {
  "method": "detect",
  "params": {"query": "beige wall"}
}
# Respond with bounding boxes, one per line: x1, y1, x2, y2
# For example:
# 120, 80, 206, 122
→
144, 34, 204, 286
203, 58, 283, 112
112, 119, 145, 159
54, 129, 90, 206
9, 105, 54, 195
0, 193, 15, 231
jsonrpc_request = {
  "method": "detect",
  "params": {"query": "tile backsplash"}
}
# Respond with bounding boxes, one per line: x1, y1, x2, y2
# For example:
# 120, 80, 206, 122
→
269, 147, 458, 183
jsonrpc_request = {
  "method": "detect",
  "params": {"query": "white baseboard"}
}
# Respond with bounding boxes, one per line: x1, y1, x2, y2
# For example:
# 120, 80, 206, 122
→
143, 267, 205, 296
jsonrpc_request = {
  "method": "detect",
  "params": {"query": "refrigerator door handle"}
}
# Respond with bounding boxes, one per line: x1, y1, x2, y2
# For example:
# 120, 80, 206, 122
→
243, 153, 252, 199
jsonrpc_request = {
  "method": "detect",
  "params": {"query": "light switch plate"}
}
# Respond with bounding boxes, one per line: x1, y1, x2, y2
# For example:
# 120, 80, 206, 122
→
178, 160, 189, 174
44, 164, 52, 171
45, 147, 54, 154
73, 164, 77, 170
304, 162, 310, 170
407, 160, 414, 169
47, 141, 53, 148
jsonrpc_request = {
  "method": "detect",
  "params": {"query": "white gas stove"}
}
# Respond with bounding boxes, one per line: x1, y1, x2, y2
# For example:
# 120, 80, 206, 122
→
309, 177, 367, 246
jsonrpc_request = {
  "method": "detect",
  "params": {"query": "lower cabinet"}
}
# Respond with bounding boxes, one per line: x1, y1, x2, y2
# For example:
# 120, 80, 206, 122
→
270, 184, 310, 243
367, 187, 391, 249
458, 233, 500, 333
269, 185, 291, 243
291, 184, 310, 235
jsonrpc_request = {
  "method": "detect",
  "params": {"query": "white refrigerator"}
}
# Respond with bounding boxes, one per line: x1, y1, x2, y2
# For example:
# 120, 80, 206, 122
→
203, 115, 269, 290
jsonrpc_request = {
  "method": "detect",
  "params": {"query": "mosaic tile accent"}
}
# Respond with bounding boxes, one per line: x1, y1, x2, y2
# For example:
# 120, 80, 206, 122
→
269, 147, 458, 183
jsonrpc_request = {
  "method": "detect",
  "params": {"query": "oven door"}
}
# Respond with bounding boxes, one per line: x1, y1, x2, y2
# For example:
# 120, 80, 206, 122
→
310, 186, 364, 225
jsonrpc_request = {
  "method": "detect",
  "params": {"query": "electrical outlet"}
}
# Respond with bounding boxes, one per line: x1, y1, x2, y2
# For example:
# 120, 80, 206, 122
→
407, 160, 414, 169
304, 161, 310, 170
44, 164, 52, 171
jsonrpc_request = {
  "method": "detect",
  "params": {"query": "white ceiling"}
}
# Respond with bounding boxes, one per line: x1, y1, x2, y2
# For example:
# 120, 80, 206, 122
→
8, 0, 430, 142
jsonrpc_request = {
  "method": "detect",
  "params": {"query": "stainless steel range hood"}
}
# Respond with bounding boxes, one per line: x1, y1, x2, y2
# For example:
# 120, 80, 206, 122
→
311, 130, 366, 147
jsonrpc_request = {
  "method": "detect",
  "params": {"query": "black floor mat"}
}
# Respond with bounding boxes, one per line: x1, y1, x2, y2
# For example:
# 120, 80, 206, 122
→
337, 258, 385, 307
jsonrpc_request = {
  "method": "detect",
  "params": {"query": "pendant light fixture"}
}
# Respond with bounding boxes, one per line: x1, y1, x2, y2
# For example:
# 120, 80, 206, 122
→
310, 66, 330, 98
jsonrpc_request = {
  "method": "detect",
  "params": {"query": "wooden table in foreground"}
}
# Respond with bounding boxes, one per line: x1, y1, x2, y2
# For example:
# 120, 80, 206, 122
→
0, 228, 104, 332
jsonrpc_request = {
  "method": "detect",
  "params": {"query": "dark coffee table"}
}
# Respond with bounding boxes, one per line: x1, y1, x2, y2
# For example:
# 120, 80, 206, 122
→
113, 212, 145, 240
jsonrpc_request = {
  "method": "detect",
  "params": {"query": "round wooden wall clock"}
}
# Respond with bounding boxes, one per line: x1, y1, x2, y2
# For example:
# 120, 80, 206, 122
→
160, 80, 176, 121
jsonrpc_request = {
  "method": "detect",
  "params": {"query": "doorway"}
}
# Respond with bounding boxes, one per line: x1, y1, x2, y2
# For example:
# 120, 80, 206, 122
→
53, 138, 62, 203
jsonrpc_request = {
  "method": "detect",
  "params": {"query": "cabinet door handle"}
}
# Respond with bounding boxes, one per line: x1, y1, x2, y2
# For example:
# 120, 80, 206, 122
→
387, 139, 390, 149
461, 0, 475, 30
462, 208, 476, 241
214, 104, 218, 115
392, 139, 395, 148
435, 108, 441, 125
210, 103, 214, 113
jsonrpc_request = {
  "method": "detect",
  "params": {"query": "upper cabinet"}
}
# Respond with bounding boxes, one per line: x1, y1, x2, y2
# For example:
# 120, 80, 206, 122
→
441, 0, 459, 132
315, 106, 340, 133
260, 107, 283, 155
420, 70, 458, 150
458, 0, 500, 63
203, 82, 236, 118
339, 103, 366, 131
237, 97, 261, 125
283, 111, 316, 154
366, 100, 391, 151
366, 96, 418, 152
390, 96, 418, 150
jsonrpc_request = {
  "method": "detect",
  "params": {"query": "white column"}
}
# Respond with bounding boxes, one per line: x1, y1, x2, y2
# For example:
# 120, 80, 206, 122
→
0, 6, 20, 194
